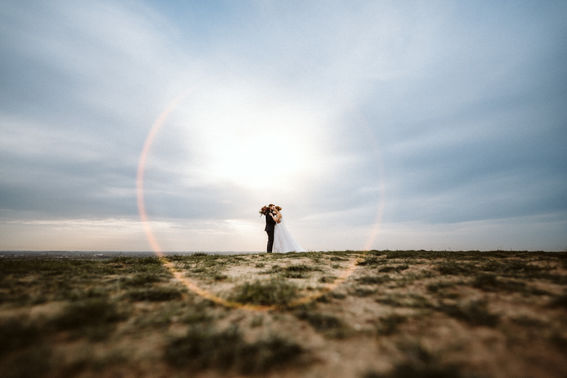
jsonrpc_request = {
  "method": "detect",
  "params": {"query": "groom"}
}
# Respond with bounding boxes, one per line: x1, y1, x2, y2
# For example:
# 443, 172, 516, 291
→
263, 204, 276, 253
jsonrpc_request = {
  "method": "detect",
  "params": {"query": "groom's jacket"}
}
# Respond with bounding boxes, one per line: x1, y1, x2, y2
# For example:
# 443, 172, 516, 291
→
264, 211, 276, 232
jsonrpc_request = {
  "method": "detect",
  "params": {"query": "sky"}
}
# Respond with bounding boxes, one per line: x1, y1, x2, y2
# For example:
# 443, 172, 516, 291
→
1, 0, 566, 252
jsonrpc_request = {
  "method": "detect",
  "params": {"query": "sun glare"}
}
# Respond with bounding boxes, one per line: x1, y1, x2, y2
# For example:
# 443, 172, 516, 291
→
174, 82, 326, 191
207, 128, 314, 189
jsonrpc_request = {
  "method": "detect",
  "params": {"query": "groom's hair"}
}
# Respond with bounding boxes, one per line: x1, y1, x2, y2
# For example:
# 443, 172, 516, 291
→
268, 203, 274, 207
260, 205, 270, 215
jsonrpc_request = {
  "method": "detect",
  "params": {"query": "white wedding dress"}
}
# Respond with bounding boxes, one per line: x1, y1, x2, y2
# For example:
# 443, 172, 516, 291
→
273, 217, 305, 253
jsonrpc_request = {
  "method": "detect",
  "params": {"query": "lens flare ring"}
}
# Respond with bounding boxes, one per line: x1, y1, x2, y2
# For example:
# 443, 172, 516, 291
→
136, 91, 384, 311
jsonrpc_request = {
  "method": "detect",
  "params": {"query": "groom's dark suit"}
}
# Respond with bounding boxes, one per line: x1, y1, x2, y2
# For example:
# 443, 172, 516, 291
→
264, 210, 276, 253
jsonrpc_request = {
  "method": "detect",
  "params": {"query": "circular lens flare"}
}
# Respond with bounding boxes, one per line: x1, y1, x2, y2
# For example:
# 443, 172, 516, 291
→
136, 90, 384, 311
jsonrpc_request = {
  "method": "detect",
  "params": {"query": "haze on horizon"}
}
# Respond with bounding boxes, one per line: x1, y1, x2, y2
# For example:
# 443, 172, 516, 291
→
1, 1, 566, 252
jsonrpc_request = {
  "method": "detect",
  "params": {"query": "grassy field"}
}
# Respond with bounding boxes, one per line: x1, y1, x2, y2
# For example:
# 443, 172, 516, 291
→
1, 250, 566, 377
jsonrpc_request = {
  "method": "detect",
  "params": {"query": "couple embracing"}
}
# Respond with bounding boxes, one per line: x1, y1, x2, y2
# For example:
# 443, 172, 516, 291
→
260, 204, 305, 253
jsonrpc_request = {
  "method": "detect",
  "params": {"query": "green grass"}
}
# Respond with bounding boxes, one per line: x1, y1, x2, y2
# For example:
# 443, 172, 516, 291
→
435, 258, 567, 284
125, 287, 183, 302
330, 256, 347, 261
381, 250, 563, 260
357, 256, 384, 266
229, 278, 299, 306
285, 264, 321, 272
0, 258, 115, 276
281, 264, 322, 278
262, 263, 323, 278
120, 272, 166, 287
437, 261, 477, 276
480, 260, 545, 275
107, 256, 168, 274
378, 264, 409, 273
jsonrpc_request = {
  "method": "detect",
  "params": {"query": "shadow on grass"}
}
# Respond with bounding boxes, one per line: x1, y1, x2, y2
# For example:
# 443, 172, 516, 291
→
50, 298, 128, 340
363, 340, 462, 378
0, 318, 42, 357
548, 293, 567, 309
436, 299, 499, 327
294, 308, 351, 338
0, 344, 51, 378
376, 314, 408, 336
472, 273, 551, 296
165, 326, 304, 374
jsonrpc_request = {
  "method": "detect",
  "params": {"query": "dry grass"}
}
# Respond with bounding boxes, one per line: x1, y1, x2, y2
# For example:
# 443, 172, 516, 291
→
0, 250, 566, 377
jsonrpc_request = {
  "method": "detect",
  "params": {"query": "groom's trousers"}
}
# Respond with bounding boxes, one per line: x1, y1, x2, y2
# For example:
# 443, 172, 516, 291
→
266, 229, 274, 253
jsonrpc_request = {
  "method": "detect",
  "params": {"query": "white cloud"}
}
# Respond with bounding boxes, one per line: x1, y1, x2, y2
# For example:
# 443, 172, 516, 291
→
1, 1, 566, 251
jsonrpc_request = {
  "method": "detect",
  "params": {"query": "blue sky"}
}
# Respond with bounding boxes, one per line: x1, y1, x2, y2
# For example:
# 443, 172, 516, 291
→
1, 0, 566, 251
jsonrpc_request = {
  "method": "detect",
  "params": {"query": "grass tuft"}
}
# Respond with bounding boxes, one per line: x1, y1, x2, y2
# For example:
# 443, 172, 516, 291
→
357, 256, 384, 266
378, 264, 409, 273
279, 264, 321, 278
437, 261, 476, 276
229, 278, 298, 306
294, 310, 351, 338
356, 275, 391, 285
126, 287, 183, 302
121, 272, 165, 287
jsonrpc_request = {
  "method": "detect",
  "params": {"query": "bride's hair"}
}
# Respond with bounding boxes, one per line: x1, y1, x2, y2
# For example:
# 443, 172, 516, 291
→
259, 204, 282, 215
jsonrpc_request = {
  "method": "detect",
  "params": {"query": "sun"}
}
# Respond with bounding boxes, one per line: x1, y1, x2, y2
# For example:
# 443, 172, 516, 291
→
207, 126, 315, 189
175, 82, 326, 191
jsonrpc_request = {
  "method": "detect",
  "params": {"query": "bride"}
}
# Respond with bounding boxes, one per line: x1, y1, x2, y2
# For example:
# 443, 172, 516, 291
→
271, 205, 305, 253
